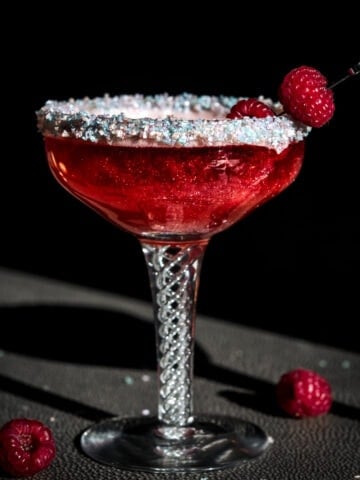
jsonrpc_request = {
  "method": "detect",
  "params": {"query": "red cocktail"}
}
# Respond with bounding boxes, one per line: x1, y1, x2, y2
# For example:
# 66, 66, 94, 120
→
37, 93, 309, 472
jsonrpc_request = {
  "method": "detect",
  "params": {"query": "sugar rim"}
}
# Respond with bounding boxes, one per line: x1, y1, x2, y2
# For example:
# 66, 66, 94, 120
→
36, 93, 311, 153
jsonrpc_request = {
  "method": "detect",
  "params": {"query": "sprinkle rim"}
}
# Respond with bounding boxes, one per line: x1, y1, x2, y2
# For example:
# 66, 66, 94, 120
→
37, 93, 311, 153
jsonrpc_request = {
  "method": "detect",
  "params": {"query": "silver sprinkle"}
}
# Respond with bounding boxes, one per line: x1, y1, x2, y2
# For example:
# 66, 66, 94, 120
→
124, 375, 134, 385
318, 359, 328, 368
341, 360, 351, 369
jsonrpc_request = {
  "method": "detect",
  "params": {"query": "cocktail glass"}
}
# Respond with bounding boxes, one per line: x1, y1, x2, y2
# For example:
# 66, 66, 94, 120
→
37, 93, 308, 472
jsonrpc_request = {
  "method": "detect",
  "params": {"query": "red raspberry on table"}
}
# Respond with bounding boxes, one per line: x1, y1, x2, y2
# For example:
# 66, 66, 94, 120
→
227, 98, 275, 119
0, 418, 56, 477
276, 368, 332, 418
278, 65, 335, 127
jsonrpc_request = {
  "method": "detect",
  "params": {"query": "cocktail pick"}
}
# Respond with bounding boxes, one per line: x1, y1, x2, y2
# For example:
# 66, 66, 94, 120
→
329, 61, 360, 88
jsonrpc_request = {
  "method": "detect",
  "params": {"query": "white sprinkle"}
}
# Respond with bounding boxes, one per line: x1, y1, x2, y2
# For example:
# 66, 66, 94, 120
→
318, 359, 328, 368
268, 436, 275, 444
49, 416, 56, 423
21, 405, 29, 412
141, 409, 150, 416
141, 374, 151, 382
42, 385, 50, 391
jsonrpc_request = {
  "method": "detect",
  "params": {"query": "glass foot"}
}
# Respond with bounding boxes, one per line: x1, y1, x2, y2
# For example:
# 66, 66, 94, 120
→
80, 415, 271, 472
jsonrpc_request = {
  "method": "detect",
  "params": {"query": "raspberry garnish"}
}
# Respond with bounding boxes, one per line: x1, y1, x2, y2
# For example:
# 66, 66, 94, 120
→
278, 65, 335, 127
227, 98, 275, 119
276, 368, 332, 418
0, 418, 56, 477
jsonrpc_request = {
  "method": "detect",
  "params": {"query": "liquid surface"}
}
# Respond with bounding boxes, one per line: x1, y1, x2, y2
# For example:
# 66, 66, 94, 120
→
45, 136, 305, 239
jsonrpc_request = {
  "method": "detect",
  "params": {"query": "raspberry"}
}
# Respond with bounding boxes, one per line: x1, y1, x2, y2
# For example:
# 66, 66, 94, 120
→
276, 368, 332, 418
227, 98, 275, 119
0, 418, 56, 477
278, 65, 335, 127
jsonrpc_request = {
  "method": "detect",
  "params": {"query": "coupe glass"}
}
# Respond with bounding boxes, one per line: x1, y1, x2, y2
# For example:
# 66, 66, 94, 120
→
37, 93, 308, 472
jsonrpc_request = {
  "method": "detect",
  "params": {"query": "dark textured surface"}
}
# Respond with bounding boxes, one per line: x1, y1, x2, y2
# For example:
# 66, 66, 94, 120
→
0, 267, 359, 479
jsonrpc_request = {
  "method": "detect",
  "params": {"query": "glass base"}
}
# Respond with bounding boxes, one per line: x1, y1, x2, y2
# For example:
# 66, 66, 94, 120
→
80, 415, 271, 472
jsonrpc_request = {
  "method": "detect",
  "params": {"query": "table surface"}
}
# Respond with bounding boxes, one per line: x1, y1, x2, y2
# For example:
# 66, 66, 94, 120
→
0, 266, 359, 479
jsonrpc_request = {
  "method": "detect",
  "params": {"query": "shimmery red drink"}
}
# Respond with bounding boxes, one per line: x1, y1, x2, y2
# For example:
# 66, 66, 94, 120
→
45, 138, 304, 238
37, 92, 312, 473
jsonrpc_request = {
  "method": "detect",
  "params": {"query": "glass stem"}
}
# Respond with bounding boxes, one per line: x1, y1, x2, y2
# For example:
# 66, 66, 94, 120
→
141, 240, 208, 436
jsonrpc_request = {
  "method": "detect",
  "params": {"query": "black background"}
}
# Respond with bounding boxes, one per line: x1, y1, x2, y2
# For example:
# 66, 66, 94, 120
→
1, 7, 359, 352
